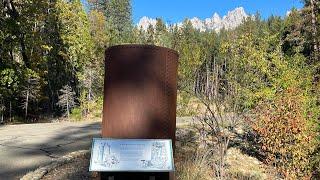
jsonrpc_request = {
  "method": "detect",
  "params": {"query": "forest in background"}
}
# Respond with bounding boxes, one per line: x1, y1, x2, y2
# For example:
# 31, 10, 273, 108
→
0, 0, 320, 179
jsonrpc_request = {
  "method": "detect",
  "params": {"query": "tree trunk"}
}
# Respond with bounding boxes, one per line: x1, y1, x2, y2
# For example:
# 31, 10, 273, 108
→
1, 111, 3, 124
9, 49, 14, 62
310, 0, 319, 61
206, 59, 210, 97
0, 98, 3, 124
25, 90, 29, 120
9, 101, 12, 122
0, 100, 3, 124
67, 98, 69, 119
214, 62, 219, 99
19, 34, 30, 67
46, 62, 54, 113
219, 142, 224, 179
87, 70, 92, 116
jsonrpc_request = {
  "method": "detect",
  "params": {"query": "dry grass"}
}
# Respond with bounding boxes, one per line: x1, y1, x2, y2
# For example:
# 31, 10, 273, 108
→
174, 125, 279, 180
225, 148, 269, 180
175, 150, 213, 180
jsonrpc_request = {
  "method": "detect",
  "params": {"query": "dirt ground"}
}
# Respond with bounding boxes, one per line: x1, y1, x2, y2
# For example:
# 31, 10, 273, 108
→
41, 154, 99, 180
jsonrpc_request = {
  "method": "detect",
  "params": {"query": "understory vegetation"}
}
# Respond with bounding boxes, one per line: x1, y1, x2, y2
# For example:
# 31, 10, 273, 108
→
1, 0, 320, 179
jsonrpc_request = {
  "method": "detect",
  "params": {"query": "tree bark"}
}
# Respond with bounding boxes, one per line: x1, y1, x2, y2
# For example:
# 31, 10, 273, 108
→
206, 59, 209, 97
0, 99, 3, 124
88, 68, 93, 101
1, 111, 3, 124
214, 60, 219, 99
67, 98, 69, 119
9, 101, 11, 122
25, 89, 29, 120
20, 34, 30, 67
310, 0, 319, 61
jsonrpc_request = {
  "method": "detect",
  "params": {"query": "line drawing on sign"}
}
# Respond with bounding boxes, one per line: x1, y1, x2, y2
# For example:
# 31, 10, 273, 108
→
151, 142, 167, 169
140, 142, 167, 169
95, 142, 119, 168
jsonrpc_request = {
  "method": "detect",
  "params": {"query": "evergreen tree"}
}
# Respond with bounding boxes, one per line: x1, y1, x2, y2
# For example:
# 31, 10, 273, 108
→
57, 85, 76, 118
21, 76, 40, 120
93, 0, 133, 44
146, 24, 155, 44
154, 18, 170, 47
282, 9, 306, 56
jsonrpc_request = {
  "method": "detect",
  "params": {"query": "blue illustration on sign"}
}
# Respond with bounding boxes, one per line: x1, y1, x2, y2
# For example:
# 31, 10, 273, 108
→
89, 138, 174, 172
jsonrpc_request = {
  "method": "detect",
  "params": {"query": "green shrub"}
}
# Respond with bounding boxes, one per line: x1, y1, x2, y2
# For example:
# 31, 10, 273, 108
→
92, 96, 103, 118
70, 107, 82, 121
78, 94, 103, 119
177, 91, 202, 117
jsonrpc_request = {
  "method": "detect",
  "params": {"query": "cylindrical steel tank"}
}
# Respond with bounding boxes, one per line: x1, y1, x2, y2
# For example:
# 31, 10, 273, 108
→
102, 44, 179, 147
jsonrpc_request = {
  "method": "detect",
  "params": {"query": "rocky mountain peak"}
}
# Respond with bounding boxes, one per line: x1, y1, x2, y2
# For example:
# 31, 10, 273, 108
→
137, 7, 249, 32
221, 7, 248, 30
137, 16, 157, 31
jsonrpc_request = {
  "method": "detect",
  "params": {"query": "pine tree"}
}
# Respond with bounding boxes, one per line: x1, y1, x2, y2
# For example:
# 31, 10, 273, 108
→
21, 77, 40, 120
282, 8, 305, 55
154, 18, 170, 47
145, 24, 155, 44
87, 0, 106, 12
57, 85, 76, 119
97, 0, 133, 44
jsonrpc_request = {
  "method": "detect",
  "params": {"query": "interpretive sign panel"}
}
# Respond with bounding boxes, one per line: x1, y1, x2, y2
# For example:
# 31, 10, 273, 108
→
89, 138, 174, 172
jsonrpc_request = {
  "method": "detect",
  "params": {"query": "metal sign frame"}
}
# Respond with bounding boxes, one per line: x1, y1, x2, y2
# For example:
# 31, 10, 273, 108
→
89, 138, 175, 172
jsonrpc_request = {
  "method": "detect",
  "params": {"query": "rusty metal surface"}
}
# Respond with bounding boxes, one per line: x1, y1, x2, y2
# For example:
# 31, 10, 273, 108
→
102, 45, 179, 148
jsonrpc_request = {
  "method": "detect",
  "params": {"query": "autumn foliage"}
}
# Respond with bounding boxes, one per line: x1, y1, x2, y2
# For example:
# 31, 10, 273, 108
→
252, 87, 318, 179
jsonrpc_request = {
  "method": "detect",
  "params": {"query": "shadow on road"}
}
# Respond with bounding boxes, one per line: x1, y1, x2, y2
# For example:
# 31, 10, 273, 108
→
0, 121, 101, 180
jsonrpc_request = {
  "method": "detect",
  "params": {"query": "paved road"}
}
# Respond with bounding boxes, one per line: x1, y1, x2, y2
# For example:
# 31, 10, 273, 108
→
0, 117, 192, 180
0, 120, 101, 180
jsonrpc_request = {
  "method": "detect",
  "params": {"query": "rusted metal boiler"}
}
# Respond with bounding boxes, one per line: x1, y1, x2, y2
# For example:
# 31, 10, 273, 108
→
102, 44, 179, 149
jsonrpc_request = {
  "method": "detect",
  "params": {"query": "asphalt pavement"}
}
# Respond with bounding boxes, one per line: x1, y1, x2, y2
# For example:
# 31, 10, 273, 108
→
0, 117, 192, 179
0, 121, 101, 180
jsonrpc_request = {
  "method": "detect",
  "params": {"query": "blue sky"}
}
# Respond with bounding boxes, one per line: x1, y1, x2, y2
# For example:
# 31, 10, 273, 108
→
132, 0, 303, 23
81, 0, 304, 24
